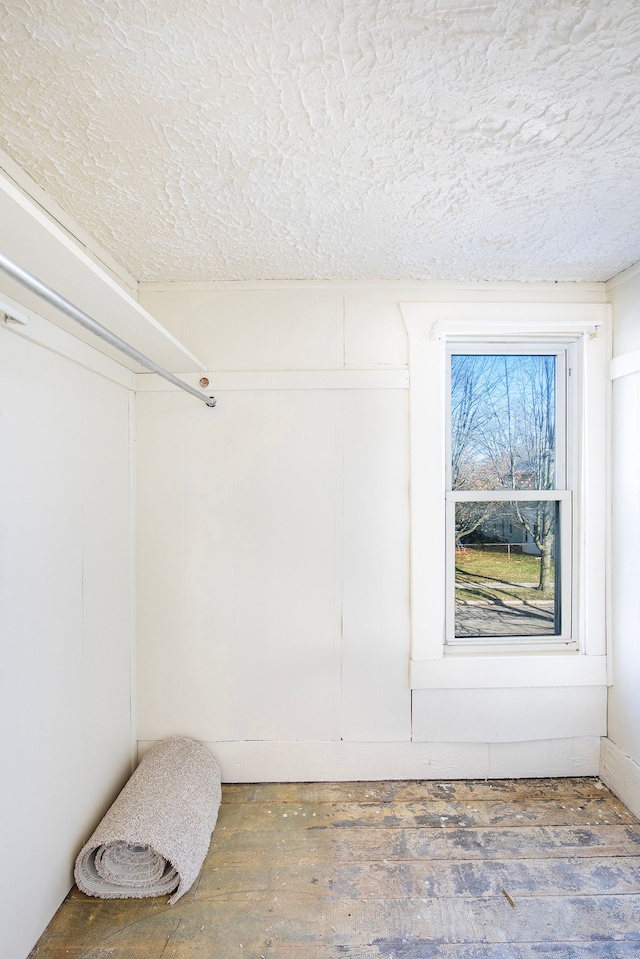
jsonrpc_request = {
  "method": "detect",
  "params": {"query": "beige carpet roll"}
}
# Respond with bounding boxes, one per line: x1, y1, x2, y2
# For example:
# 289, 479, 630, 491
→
75, 737, 221, 904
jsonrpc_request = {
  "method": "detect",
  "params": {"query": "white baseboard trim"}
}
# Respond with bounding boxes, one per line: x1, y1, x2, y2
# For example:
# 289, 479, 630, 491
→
138, 737, 600, 783
599, 737, 640, 820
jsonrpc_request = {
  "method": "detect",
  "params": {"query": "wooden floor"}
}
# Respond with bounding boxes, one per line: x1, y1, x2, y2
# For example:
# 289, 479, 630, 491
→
30, 778, 640, 958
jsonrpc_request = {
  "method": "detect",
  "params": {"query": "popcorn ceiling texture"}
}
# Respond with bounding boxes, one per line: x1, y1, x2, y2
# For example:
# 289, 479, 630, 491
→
0, 0, 639, 282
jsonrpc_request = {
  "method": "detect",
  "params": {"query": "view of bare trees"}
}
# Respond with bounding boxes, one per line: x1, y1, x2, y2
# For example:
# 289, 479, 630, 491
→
451, 353, 557, 593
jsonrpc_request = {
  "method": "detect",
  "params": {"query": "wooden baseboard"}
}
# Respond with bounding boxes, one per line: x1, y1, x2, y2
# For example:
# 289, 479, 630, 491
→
138, 737, 600, 783
599, 737, 640, 819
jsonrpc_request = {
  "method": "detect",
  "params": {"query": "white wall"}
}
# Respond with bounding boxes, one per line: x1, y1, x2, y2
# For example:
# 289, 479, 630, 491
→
0, 323, 135, 959
137, 282, 607, 782
600, 267, 640, 817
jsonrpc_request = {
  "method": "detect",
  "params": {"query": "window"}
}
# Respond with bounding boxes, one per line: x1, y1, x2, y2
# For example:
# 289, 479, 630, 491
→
400, 301, 608, 690
446, 346, 574, 648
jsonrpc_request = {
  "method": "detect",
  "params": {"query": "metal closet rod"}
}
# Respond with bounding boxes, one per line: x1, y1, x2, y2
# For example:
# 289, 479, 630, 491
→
0, 249, 216, 408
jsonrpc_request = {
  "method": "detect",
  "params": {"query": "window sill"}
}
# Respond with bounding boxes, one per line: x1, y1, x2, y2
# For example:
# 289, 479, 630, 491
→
410, 653, 607, 689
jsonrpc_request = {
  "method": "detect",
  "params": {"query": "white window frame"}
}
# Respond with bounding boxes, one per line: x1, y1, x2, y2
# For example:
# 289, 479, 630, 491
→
400, 302, 609, 690
445, 341, 573, 652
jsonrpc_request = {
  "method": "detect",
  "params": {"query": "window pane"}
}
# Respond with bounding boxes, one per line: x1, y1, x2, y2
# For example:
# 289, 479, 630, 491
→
455, 500, 559, 637
451, 354, 556, 491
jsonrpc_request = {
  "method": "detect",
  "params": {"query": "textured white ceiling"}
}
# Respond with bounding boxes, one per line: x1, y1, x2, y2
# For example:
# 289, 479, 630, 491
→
0, 1, 639, 282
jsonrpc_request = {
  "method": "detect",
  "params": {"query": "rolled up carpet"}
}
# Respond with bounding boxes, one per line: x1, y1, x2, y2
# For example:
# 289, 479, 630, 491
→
74, 737, 221, 904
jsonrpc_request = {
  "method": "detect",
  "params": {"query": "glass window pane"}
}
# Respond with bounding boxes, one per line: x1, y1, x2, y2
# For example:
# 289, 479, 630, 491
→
454, 500, 559, 638
451, 354, 556, 491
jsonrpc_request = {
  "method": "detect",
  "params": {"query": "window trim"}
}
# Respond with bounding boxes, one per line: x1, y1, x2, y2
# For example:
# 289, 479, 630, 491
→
400, 301, 609, 690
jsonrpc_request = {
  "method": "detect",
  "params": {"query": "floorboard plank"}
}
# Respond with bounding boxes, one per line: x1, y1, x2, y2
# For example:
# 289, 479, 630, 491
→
190, 855, 640, 901
209, 823, 640, 863
30, 895, 640, 956
216, 796, 634, 832
222, 778, 610, 805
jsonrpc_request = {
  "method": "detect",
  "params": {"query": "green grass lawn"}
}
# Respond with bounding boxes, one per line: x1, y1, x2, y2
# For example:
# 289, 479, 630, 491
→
455, 546, 554, 602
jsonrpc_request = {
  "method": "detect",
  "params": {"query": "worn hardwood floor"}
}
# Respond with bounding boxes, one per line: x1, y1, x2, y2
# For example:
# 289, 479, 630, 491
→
29, 778, 640, 958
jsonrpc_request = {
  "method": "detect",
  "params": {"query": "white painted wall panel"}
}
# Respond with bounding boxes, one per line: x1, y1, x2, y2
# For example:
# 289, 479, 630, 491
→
608, 368, 640, 765
140, 289, 344, 372
139, 288, 187, 343
80, 376, 135, 829
605, 272, 640, 782
136, 284, 608, 783
277, 291, 343, 370
0, 332, 84, 959
610, 276, 640, 356
186, 291, 238, 371
136, 382, 412, 749
137, 388, 343, 745
234, 291, 280, 371
341, 389, 411, 741
186, 390, 281, 742
0, 327, 133, 959
275, 390, 342, 739
412, 687, 607, 743
344, 292, 408, 368
135, 392, 188, 741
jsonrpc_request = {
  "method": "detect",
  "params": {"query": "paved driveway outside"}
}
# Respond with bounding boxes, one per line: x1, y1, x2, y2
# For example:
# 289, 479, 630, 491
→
456, 601, 555, 636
